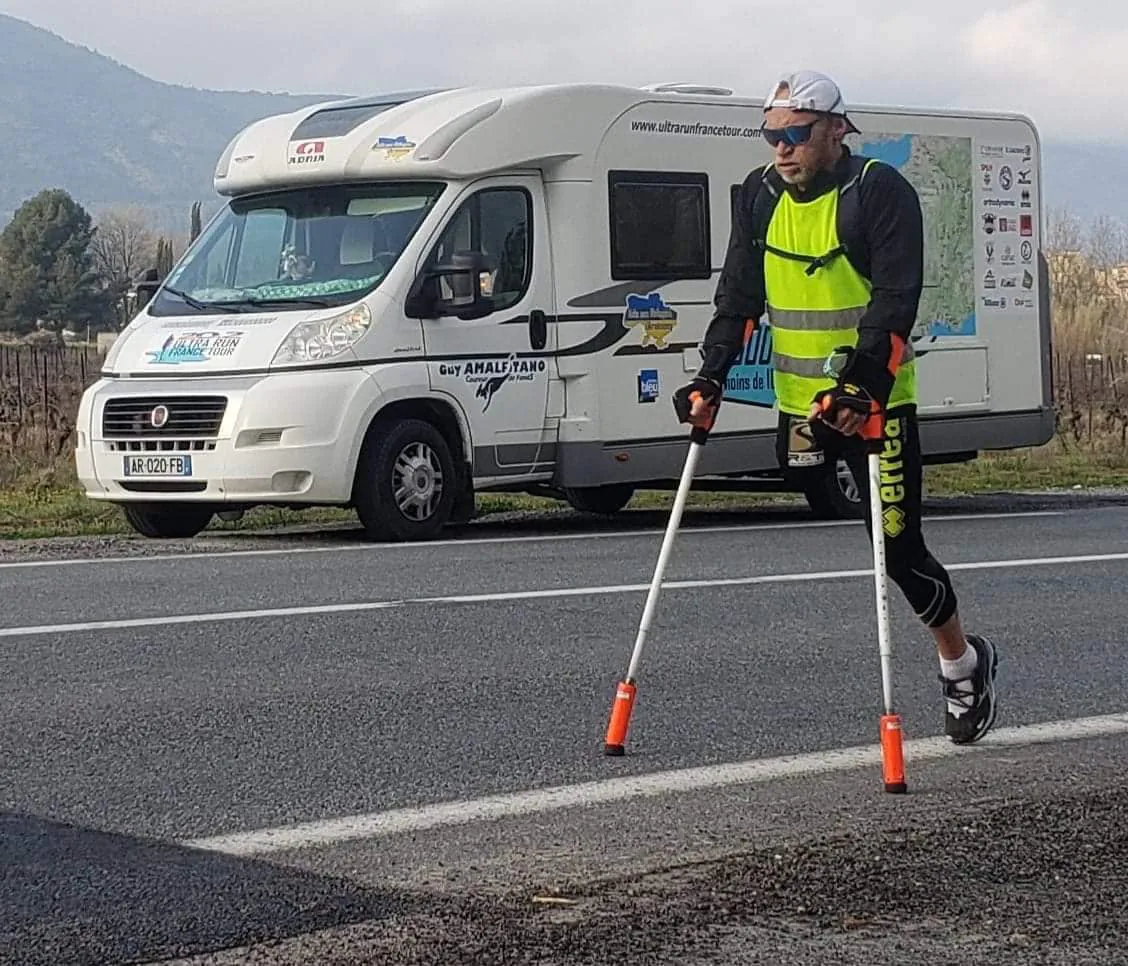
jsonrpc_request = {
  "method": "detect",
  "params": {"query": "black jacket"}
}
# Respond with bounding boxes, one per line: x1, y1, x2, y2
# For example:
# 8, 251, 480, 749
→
698, 147, 924, 406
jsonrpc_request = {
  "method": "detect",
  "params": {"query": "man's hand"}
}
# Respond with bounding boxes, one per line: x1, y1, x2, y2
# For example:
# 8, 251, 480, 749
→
673, 377, 722, 431
809, 382, 879, 438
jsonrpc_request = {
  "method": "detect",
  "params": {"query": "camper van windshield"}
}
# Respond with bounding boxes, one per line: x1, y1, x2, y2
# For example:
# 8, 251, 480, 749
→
147, 181, 446, 316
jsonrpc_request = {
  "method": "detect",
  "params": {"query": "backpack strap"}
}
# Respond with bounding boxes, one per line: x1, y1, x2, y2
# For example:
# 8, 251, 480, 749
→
747, 164, 783, 255
834, 154, 876, 275
745, 154, 877, 278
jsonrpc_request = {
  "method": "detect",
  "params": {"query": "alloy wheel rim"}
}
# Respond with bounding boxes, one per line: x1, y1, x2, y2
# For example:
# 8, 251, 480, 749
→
393, 441, 443, 520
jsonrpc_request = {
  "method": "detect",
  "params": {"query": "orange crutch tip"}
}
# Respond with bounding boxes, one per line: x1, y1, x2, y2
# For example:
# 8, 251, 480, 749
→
602, 679, 637, 756
879, 712, 908, 794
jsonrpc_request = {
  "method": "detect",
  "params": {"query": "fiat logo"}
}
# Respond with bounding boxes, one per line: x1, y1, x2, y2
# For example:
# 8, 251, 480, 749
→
150, 405, 169, 429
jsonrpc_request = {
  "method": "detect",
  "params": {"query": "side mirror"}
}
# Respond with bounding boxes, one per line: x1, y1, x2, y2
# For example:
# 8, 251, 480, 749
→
133, 266, 161, 307
406, 250, 496, 321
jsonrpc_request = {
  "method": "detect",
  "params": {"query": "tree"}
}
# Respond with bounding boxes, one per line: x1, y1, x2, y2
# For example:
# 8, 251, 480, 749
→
90, 207, 156, 283
1044, 204, 1128, 444
156, 236, 174, 277
90, 206, 157, 327
190, 201, 202, 243
1046, 205, 1128, 352
0, 188, 111, 333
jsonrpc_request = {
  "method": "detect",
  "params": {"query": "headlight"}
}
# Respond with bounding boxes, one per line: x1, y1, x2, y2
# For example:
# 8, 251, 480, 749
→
271, 304, 372, 365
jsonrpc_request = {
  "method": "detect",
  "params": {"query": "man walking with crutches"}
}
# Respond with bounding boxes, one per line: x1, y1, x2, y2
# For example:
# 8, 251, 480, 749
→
672, 70, 998, 746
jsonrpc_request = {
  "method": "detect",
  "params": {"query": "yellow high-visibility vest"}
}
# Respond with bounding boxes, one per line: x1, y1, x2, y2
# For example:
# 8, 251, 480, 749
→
763, 161, 917, 416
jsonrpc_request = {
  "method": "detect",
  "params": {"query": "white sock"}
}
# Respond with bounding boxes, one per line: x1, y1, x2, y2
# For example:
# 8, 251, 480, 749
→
939, 642, 978, 715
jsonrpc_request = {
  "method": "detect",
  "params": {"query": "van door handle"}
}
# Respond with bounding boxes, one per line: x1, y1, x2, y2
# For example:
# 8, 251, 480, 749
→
529, 309, 547, 351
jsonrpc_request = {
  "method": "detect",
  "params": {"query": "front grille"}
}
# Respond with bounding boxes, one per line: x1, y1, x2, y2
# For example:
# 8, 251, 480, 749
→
106, 440, 218, 453
102, 396, 227, 438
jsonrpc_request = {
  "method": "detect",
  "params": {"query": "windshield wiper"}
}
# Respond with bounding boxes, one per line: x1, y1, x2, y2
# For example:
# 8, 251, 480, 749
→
160, 286, 241, 312
240, 296, 335, 308
161, 287, 334, 312
243, 295, 333, 306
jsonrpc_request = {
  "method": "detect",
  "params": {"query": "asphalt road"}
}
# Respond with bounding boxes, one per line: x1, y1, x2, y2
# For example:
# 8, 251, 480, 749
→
3, 494, 1128, 965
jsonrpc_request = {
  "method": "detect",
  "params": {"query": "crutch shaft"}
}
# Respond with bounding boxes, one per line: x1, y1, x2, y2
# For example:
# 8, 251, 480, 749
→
625, 440, 702, 682
868, 443, 906, 793
867, 449, 895, 716
604, 428, 705, 756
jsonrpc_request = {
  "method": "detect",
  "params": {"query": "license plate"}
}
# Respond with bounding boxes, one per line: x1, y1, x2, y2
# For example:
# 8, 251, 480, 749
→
123, 455, 193, 477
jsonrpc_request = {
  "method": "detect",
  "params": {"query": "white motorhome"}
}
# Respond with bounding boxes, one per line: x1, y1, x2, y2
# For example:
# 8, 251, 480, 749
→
75, 82, 1053, 540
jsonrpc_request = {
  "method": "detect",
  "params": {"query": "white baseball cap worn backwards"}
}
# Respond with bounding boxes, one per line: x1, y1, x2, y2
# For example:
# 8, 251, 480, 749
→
763, 70, 860, 134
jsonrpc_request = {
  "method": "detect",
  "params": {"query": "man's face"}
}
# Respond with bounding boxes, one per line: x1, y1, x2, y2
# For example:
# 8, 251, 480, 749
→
762, 107, 845, 186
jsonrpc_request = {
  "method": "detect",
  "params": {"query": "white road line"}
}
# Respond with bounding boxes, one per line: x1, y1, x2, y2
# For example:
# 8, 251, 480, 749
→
2, 548, 1126, 639
180, 710, 1128, 856
0, 510, 1065, 571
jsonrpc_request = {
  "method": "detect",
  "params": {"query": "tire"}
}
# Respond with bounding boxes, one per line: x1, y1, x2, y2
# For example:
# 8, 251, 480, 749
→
353, 417, 457, 542
450, 475, 477, 524
562, 483, 635, 515
802, 457, 864, 520
121, 503, 215, 538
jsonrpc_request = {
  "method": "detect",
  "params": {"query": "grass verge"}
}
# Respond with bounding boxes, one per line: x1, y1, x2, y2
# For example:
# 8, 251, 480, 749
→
2, 441, 1127, 541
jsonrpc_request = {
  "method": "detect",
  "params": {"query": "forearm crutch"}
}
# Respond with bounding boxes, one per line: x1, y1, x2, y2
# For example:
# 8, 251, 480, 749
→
603, 402, 709, 756
861, 410, 907, 794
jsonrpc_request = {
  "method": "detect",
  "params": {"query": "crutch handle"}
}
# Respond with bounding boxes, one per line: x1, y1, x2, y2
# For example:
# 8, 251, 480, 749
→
815, 390, 884, 448
687, 389, 716, 445
858, 404, 884, 449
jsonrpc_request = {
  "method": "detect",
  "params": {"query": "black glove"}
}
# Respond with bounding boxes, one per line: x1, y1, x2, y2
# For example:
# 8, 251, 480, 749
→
814, 380, 877, 418
810, 380, 882, 444
672, 376, 722, 426
830, 336, 902, 412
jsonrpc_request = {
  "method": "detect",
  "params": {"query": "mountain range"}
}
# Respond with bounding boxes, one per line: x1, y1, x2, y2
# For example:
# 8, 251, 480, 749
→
0, 13, 1123, 241
0, 13, 339, 234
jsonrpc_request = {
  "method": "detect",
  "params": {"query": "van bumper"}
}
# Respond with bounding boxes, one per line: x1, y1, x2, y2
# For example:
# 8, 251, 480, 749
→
75, 369, 379, 504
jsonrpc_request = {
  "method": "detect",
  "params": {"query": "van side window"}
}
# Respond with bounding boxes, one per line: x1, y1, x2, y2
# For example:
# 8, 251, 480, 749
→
608, 171, 711, 281
427, 187, 532, 313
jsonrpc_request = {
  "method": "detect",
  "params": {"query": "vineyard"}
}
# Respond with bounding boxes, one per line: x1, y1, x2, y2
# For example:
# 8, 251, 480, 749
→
0, 344, 103, 486
1055, 352, 1128, 449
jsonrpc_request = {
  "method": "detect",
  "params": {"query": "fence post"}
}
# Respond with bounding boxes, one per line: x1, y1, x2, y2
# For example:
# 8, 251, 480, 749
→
42, 351, 49, 458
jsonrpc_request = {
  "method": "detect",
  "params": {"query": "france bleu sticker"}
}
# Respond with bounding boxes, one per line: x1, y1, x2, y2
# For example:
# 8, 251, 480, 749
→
638, 368, 659, 403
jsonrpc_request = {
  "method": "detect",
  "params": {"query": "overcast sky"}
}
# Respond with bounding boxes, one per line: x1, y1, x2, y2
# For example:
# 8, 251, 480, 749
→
5, 0, 1120, 143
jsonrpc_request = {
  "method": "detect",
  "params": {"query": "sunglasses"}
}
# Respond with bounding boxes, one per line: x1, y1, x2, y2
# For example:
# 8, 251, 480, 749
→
760, 121, 819, 148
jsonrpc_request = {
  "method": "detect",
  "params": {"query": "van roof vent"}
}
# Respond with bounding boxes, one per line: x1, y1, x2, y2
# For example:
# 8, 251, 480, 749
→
642, 82, 733, 96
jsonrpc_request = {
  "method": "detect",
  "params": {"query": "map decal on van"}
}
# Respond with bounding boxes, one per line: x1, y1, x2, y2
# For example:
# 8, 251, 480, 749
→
624, 292, 678, 349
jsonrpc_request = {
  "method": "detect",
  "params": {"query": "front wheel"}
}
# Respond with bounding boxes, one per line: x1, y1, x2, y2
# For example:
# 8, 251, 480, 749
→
801, 457, 864, 520
562, 483, 635, 515
353, 418, 457, 542
121, 503, 215, 538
